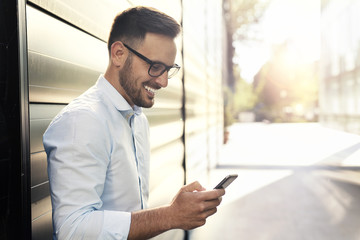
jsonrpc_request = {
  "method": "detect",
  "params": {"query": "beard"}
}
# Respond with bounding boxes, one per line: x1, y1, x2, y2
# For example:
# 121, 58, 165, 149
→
119, 56, 155, 108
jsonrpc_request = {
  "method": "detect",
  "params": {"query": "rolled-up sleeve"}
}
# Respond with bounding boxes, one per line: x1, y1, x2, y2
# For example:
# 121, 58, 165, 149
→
44, 109, 131, 240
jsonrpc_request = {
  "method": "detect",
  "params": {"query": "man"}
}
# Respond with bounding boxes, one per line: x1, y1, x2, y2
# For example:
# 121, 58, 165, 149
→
43, 6, 225, 240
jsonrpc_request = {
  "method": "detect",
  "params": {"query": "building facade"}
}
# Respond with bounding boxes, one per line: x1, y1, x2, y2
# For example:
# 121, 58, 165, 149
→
320, 0, 360, 134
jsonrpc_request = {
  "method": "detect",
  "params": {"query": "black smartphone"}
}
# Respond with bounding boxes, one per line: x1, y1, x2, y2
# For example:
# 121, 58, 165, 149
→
214, 174, 238, 189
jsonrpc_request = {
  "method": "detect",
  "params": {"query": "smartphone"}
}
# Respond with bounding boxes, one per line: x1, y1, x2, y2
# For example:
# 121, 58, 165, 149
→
214, 174, 238, 189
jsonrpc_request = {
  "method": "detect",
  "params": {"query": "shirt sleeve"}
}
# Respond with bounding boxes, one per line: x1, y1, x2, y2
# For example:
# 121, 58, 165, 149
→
43, 109, 131, 240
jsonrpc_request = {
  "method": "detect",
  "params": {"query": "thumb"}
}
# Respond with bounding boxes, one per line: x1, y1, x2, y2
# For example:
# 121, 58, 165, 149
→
182, 181, 206, 192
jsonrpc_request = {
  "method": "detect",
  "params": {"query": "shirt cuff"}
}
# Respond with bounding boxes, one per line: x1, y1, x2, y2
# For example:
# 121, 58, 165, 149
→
102, 210, 131, 240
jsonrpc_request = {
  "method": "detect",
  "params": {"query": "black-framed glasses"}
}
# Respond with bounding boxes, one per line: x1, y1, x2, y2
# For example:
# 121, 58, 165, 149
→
123, 43, 180, 79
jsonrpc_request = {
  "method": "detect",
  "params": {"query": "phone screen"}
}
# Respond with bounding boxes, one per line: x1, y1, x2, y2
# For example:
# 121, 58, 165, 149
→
214, 174, 238, 189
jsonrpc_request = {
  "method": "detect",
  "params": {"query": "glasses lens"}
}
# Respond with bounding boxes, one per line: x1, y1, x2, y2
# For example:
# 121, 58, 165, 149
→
149, 63, 166, 77
149, 63, 180, 78
168, 66, 180, 78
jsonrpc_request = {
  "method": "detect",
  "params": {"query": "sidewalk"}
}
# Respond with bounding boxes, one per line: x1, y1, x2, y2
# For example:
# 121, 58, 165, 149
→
190, 123, 360, 240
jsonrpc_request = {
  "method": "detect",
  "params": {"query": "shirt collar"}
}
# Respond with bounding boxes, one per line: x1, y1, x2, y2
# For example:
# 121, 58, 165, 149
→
96, 75, 143, 120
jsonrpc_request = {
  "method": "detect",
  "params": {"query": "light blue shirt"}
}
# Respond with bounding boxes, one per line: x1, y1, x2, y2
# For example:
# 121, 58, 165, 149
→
43, 75, 150, 239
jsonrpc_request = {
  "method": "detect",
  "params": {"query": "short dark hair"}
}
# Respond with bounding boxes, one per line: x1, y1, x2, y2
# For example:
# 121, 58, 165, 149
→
107, 6, 181, 52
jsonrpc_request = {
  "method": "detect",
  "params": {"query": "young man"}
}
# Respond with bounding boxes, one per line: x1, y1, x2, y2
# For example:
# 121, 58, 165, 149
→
43, 6, 225, 239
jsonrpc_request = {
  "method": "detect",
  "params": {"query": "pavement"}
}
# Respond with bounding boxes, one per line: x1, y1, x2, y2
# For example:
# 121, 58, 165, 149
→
189, 122, 360, 240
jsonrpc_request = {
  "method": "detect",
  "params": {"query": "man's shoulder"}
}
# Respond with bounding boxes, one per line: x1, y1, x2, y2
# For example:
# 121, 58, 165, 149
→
70, 86, 106, 112
51, 86, 110, 125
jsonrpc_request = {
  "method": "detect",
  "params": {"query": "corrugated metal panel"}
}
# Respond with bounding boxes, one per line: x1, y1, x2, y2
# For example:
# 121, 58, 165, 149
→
183, 0, 224, 184
204, 1, 224, 170
29, 0, 132, 41
182, 0, 209, 180
28, 51, 100, 103
32, 211, 53, 240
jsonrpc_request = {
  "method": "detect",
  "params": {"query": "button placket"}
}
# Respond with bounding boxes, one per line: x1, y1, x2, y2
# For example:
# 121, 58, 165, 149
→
129, 114, 144, 209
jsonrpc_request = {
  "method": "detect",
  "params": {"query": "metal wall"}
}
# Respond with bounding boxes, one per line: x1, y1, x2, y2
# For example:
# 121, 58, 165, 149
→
27, 0, 224, 239
183, 0, 224, 184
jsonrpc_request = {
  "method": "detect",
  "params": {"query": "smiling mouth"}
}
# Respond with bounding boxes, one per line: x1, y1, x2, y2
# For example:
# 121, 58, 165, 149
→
144, 85, 157, 96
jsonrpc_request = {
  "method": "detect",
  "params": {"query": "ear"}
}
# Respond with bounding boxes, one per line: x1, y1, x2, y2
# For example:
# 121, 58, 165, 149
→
110, 41, 127, 68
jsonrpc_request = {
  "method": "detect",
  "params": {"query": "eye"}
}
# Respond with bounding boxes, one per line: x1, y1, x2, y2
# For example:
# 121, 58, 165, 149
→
151, 63, 165, 73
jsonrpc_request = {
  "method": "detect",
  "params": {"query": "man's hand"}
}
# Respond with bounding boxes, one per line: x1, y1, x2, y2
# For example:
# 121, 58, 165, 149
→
167, 181, 225, 230
128, 181, 225, 240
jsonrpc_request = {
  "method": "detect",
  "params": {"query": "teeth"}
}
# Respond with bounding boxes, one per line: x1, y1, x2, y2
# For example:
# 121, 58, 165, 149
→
144, 85, 156, 94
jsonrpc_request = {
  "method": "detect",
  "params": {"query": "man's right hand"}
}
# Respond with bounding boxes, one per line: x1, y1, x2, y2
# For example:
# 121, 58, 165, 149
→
167, 181, 226, 230
128, 181, 225, 240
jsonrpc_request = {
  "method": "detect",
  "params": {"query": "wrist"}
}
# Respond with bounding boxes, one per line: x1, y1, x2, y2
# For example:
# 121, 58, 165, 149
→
162, 204, 178, 230
129, 205, 177, 240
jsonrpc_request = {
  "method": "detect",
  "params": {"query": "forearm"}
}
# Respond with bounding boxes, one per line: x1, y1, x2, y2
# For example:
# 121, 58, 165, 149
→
128, 205, 175, 240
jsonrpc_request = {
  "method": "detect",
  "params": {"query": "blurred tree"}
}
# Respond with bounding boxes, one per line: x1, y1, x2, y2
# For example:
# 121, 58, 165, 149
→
232, 66, 258, 115
223, 0, 268, 126
223, 0, 269, 90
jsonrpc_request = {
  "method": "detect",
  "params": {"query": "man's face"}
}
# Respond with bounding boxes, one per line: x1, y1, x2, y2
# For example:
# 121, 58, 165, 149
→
118, 33, 177, 108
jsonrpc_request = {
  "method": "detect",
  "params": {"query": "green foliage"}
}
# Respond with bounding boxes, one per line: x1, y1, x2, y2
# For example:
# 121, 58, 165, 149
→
233, 77, 258, 114
224, 66, 259, 125
223, 86, 236, 127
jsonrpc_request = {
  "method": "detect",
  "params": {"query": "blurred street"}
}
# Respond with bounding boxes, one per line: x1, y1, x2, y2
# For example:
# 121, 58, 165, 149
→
190, 122, 360, 240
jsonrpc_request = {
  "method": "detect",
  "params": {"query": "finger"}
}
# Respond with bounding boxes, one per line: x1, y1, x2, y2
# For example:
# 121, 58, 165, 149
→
202, 198, 222, 210
203, 206, 218, 218
197, 189, 225, 201
216, 188, 226, 196
182, 181, 206, 193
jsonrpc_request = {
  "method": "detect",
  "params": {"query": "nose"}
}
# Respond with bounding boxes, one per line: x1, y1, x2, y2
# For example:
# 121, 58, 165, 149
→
155, 71, 168, 88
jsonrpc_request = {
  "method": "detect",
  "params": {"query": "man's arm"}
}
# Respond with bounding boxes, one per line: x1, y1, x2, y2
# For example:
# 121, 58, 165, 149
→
44, 109, 132, 239
128, 181, 225, 240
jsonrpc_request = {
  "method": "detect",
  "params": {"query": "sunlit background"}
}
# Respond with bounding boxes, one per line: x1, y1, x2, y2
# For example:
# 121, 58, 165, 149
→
235, 0, 320, 82
224, 0, 321, 125
193, 0, 360, 239
226, 0, 360, 133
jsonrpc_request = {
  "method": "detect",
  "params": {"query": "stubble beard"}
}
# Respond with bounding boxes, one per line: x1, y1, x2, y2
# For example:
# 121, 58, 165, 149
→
119, 57, 154, 108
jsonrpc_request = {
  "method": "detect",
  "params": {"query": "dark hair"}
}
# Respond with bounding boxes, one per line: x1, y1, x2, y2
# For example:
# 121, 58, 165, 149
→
107, 6, 181, 53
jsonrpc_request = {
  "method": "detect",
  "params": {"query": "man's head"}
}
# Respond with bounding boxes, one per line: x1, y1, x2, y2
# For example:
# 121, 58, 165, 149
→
106, 6, 181, 108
